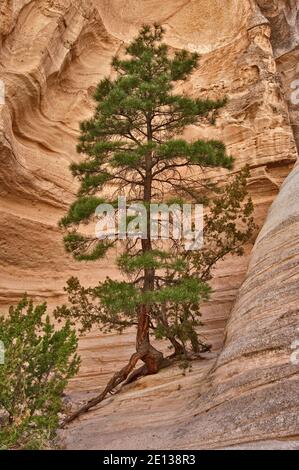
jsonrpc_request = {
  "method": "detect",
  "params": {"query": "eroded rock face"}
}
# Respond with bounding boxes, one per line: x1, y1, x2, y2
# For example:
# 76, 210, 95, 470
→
257, 0, 299, 56
0, 0, 298, 449
0, 0, 120, 306
260, 0, 299, 153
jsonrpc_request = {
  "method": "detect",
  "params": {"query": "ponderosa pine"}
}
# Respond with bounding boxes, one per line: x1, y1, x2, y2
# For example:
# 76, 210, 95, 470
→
56, 24, 255, 423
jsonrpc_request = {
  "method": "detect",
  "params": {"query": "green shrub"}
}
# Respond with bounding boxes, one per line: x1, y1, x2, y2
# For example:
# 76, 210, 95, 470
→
0, 296, 80, 449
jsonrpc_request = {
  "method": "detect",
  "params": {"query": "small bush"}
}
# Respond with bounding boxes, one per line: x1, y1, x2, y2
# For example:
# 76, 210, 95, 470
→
0, 296, 80, 449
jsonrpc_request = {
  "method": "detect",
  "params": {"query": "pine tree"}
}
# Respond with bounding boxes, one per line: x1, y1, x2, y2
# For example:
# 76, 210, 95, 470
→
56, 25, 255, 423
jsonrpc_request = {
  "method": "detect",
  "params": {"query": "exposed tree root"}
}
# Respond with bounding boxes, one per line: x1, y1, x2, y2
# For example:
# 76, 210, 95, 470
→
61, 299, 207, 428
61, 349, 206, 428
124, 356, 173, 385
123, 363, 148, 385
61, 305, 166, 427
61, 350, 142, 427
61, 345, 165, 426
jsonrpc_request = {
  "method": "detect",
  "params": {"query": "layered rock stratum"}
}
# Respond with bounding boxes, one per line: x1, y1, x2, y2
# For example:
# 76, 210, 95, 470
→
0, 0, 298, 449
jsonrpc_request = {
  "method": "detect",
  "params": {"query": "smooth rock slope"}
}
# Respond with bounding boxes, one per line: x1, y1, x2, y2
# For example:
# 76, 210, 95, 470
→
0, 0, 298, 449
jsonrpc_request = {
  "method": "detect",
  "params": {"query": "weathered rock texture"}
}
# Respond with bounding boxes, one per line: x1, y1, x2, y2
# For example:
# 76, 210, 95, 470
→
0, 0, 298, 449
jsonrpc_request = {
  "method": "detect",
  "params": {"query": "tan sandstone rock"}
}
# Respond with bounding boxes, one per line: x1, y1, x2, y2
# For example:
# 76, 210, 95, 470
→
0, 0, 298, 449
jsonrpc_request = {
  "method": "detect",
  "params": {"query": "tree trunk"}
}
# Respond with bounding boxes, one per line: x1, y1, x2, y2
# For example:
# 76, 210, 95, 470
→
137, 127, 164, 373
136, 303, 163, 373
61, 111, 165, 427
160, 304, 185, 356
168, 336, 185, 356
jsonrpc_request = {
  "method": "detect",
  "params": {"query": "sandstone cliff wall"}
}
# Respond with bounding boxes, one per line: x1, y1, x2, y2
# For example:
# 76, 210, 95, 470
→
0, 0, 298, 449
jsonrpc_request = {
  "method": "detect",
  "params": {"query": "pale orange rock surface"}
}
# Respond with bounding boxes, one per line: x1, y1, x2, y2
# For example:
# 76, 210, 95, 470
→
0, 0, 298, 449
